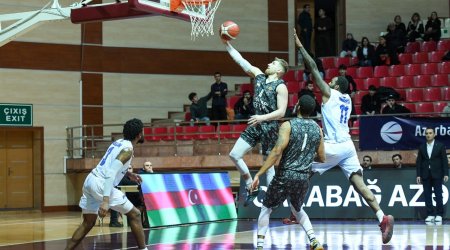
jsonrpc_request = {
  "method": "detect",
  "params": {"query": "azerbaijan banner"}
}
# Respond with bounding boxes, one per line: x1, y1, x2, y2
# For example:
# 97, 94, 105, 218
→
359, 116, 450, 150
140, 172, 237, 227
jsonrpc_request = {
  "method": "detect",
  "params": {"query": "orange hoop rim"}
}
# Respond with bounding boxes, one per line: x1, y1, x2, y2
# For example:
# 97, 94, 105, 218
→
182, 0, 216, 5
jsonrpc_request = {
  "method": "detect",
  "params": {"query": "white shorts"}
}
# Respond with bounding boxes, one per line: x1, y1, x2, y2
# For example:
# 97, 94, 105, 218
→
312, 140, 363, 179
79, 173, 134, 214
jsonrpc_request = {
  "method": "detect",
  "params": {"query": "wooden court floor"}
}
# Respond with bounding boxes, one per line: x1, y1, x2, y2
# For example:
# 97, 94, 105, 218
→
0, 211, 448, 250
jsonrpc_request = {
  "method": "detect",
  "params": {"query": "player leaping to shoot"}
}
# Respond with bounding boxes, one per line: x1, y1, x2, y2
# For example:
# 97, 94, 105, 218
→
294, 29, 394, 244
222, 38, 289, 205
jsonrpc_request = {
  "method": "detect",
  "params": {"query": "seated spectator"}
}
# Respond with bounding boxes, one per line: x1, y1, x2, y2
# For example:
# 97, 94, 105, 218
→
303, 51, 325, 81
406, 12, 424, 42
374, 36, 398, 66
392, 154, 403, 169
361, 155, 373, 170
234, 90, 255, 120
393, 15, 406, 35
297, 81, 321, 117
356, 37, 375, 66
442, 102, 450, 117
339, 33, 358, 58
338, 64, 357, 123
443, 51, 450, 61
138, 161, 154, 174
423, 11, 441, 42
385, 22, 406, 54
361, 85, 381, 115
381, 95, 411, 114
188, 92, 211, 126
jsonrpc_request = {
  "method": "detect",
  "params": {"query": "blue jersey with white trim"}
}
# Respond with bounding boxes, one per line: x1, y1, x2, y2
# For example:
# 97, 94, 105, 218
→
321, 89, 351, 143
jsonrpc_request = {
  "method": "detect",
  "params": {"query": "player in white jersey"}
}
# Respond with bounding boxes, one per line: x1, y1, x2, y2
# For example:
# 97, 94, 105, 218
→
66, 118, 149, 250
294, 30, 394, 244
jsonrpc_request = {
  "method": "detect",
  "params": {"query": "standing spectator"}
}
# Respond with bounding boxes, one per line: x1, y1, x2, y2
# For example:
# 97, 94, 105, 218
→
393, 15, 406, 35
361, 85, 380, 115
189, 92, 211, 126
381, 95, 410, 114
357, 37, 375, 67
315, 8, 333, 57
210, 72, 228, 121
338, 64, 357, 123
392, 154, 403, 169
423, 11, 441, 42
297, 81, 321, 117
416, 128, 449, 223
441, 102, 450, 117
374, 36, 398, 66
340, 33, 358, 58
234, 90, 255, 120
297, 4, 313, 52
385, 22, 406, 54
406, 13, 424, 42
361, 155, 373, 170
138, 161, 153, 174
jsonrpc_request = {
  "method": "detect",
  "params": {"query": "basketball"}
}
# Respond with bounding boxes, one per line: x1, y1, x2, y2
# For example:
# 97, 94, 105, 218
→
220, 21, 240, 40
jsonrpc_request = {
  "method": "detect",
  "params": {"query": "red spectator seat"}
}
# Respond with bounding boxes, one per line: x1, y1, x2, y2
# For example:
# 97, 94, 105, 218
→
439, 61, 450, 74
335, 57, 351, 67
397, 89, 406, 100
178, 126, 199, 140
423, 88, 442, 102
354, 78, 365, 90
228, 96, 240, 108
213, 125, 232, 139
286, 81, 300, 93
402, 103, 416, 113
364, 78, 380, 89
405, 41, 420, 53
197, 125, 215, 140
415, 102, 434, 114
420, 41, 437, 52
184, 112, 191, 122
398, 53, 413, 64
413, 75, 432, 87
353, 91, 367, 105
283, 70, 296, 82
405, 64, 421, 75
443, 87, 450, 101
434, 102, 448, 113
379, 77, 397, 87
240, 83, 253, 95
431, 74, 449, 87
389, 65, 405, 77
429, 51, 446, 63
350, 119, 359, 136
321, 57, 336, 70
421, 63, 439, 75
143, 127, 153, 141
405, 89, 423, 102
325, 68, 339, 79
164, 126, 183, 141
346, 67, 358, 78
350, 57, 359, 66
354, 105, 362, 115
356, 67, 373, 78
296, 70, 304, 81
437, 40, 450, 51
412, 52, 429, 64
230, 124, 247, 139
152, 127, 168, 141
288, 94, 298, 107
397, 76, 414, 88
373, 66, 389, 78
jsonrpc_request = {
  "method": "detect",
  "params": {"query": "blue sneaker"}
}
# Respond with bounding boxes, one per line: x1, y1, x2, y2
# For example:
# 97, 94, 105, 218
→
244, 187, 260, 207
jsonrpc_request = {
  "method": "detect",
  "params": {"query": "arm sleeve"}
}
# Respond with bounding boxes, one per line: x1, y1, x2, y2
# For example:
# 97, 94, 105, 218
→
103, 159, 124, 196
225, 43, 252, 72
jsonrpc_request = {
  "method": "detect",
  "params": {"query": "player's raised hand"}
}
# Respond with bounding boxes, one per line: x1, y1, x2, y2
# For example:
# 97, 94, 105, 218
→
251, 175, 260, 191
293, 28, 303, 48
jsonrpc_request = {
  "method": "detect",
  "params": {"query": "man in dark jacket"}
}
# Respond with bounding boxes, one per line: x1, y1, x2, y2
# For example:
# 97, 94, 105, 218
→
210, 72, 228, 121
189, 92, 211, 126
416, 128, 449, 224
297, 4, 313, 52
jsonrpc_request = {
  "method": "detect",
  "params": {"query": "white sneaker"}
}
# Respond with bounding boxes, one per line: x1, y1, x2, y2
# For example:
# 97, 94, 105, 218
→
434, 216, 442, 222
425, 216, 435, 222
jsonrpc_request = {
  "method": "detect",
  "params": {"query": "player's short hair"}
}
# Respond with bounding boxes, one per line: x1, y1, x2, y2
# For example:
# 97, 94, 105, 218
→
123, 118, 143, 141
336, 76, 349, 93
214, 71, 221, 76
303, 4, 310, 8
298, 95, 316, 117
338, 64, 347, 70
363, 155, 372, 162
392, 154, 402, 160
188, 92, 197, 101
274, 57, 289, 74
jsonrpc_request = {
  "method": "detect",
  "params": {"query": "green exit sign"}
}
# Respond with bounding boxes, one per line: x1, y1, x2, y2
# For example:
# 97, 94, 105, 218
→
0, 104, 33, 126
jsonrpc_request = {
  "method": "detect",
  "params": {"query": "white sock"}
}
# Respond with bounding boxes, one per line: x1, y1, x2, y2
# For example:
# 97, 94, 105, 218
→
376, 210, 385, 223
257, 237, 265, 247
295, 208, 316, 242
257, 206, 272, 236
139, 248, 148, 250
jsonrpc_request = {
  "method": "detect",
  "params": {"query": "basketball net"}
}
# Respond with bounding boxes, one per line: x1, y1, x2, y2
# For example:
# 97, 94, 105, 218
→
178, 0, 222, 40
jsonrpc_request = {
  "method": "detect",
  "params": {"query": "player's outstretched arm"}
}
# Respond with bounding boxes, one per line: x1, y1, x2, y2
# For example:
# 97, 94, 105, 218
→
294, 29, 330, 99
248, 84, 288, 126
223, 40, 263, 78
251, 122, 290, 189
315, 128, 326, 163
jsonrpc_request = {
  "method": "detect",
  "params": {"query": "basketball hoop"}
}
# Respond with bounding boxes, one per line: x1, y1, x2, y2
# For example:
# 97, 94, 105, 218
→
171, 0, 221, 40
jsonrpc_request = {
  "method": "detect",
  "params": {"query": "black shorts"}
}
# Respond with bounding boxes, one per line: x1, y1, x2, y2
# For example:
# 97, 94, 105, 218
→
263, 174, 310, 212
239, 121, 279, 155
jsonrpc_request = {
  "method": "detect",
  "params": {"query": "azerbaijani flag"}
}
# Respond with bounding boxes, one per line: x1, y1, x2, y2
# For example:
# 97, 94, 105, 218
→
140, 172, 237, 227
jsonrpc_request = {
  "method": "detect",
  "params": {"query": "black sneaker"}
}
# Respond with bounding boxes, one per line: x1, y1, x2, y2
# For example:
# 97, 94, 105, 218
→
109, 222, 123, 227
244, 187, 260, 207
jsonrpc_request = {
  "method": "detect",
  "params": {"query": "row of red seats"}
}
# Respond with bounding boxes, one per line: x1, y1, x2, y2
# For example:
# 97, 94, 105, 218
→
143, 124, 247, 141
354, 74, 448, 90
398, 51, 447, 64
405, 40, 450, 54
353, 101, 447, 115
354, 87, 449, 104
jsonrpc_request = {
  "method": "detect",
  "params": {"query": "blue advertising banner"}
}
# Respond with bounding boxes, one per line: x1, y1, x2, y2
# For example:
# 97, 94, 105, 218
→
359, 116, 450, 150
